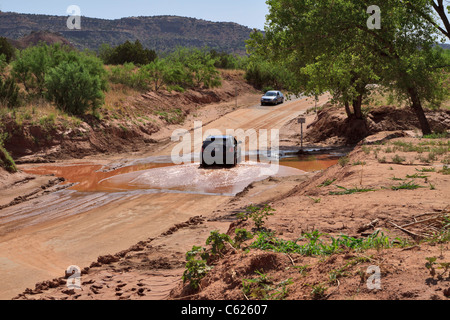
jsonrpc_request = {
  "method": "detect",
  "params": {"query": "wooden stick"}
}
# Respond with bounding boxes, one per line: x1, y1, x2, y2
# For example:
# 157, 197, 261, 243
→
401, 216, 442, 229
388, 221, 423, 239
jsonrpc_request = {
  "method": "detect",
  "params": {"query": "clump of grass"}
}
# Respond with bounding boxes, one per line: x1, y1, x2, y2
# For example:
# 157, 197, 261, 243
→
338, 156, 350, 167
439, 166, 450, 175
423, 132, 450, 139
237, 205, 276, 231
416, 167, 436, 173
378, 156, 387, 164
310, 283, 328, 300
317, 178, 336, 188
391, 181, 424, 190
0, 145, 17, 173
308, 196, 322, 204
406, 173, 429, 179
392, 154, 406, 164
242, 271, 293, 300
428, 152, 438, 162
250, 230, 393, 256
362, 146, 371, 155
329, 185, 375, 195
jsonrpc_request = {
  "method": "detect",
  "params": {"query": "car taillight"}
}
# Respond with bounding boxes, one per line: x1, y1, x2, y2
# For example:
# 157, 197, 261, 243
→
229, 147, 234, 153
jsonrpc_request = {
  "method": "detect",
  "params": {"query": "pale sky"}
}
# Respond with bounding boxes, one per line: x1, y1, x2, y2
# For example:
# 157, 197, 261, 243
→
0, 0, 270, 29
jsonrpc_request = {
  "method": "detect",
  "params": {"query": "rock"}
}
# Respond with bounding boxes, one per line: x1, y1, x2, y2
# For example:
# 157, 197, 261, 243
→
97, 255, 120, 265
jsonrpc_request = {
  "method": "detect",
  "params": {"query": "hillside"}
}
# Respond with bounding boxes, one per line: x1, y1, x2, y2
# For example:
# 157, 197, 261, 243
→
7, 30, 74, 50
0, 12, 254, 54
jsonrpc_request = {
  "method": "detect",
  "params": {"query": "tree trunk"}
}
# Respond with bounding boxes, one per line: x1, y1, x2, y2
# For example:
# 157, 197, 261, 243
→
352, 95, 363, 119
408, 87, 432, 136
344, 101, 353, 118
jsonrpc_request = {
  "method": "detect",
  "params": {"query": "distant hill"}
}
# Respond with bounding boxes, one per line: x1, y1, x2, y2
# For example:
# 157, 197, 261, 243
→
0, 12, 255, 54
438, 43, 450, 50
7, 30, 74, 50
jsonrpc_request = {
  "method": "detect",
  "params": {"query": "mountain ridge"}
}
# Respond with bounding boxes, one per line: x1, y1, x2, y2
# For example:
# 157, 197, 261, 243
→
0, 11, 255, 54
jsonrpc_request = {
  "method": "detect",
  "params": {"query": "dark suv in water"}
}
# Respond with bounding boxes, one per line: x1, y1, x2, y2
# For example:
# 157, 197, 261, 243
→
201, 135, 242, 168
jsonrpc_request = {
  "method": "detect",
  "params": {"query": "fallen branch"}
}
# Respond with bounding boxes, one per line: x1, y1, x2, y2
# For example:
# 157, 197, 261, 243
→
387, 221, 423, 239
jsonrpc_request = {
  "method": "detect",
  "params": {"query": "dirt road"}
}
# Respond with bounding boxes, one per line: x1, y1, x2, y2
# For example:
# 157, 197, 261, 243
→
0, 95, 329, 299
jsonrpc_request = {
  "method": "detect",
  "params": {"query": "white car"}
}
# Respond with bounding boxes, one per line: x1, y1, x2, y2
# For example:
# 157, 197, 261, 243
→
261, 91, 284, 106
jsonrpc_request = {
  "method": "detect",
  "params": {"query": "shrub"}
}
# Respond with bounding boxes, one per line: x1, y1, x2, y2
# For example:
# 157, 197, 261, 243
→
0, 55, 20, 108
12, 43, 69, 95
108, 62, 150, 90
0, 75, 20, 108
244, 58, 293, 91
0, 37, 15, 63
165, 48, 222, 89
101, 40, 157, 65
0, 145, 17, 173
182, 246, 211, 290
210, 50, 240, 69
12, 43, 107, 115
45, 54, 107, 115
238, 204, 276, 231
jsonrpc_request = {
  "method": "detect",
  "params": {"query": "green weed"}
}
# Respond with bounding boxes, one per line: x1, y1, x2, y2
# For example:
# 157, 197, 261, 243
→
317, 178, 336, 188
391, 181, 424, 190
237, 205, 276, 231
329, 185, 375, 195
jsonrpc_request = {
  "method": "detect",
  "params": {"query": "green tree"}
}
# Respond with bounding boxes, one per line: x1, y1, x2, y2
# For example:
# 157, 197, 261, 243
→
0, 54, 20, 108
12, 43, 107, 114
103, 40, 157, 65
45, 54, 107, 115
12, 43, 74, 95
0, 37, 15, 63
248, 0, 448, 135
165, 48, 222, 89
141, 59, 168, 92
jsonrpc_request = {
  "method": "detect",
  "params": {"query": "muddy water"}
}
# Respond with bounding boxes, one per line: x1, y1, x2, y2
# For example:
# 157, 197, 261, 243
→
0, 153, 339, 235
22, 153, 339, 195
280, 153, 340, 172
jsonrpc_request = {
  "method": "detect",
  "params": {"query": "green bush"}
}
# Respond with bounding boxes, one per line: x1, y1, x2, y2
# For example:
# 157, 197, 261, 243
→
244, 58, 294, 91
45, 56, 107, 115
165, 48, 222, 89
12, 43, 72, 95
108, 48, 223, 92
0, 55, 20, 108
209, 49, 245, 70
0, 76, 20, 108
0, 145, 17, 173
108, 62, 150, 90
100, 40, 157, 65
12, 43, 107, 115
0, 37, 15, 63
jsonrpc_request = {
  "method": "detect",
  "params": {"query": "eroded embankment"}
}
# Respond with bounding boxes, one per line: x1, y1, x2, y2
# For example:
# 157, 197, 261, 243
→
1, 70, 259, 162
